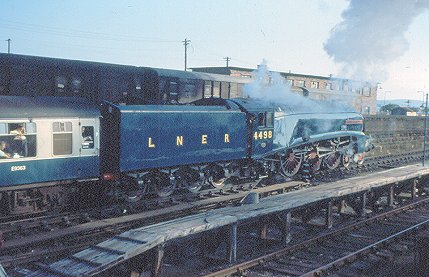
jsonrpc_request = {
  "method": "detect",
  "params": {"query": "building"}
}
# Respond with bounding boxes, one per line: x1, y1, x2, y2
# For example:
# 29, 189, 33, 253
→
391, 106, 418, 116
191, 66, 377, 115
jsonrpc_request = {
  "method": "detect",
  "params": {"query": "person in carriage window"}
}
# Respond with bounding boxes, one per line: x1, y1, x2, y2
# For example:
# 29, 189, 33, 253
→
0, 141, 11, 159
81, 126, 94, 149
10, 124, 28, 157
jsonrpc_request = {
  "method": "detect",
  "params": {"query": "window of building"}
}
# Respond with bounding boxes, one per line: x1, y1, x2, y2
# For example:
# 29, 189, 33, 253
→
294, 80, 305, 87
81, 126, 94, 149
362, 106, 370, 115
310, 81, 319, 89
53, 122, 72, 155
362, 87, 371, 96
0, 122, 37, 159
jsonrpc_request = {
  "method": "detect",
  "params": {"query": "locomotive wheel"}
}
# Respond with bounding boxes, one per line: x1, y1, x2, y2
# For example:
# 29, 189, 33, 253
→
309, 156, 322, 173
178, 167, 203, 193
280, 151, 303, 177
342, 154, 351, 168
210, 178, 226, 188
207, 164, 226, 189
307, 149, 321, 173
151, 172, 176, 198
122, 176, 146, 203
325, 152, 341, 169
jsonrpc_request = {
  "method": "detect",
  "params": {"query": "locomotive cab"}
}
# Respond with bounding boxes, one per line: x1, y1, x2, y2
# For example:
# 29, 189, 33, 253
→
229, 98, 275, 158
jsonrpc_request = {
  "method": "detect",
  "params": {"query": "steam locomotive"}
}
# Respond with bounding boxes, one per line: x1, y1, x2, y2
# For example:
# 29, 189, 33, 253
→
0, 54, 372, 214
0, 94, 371, 213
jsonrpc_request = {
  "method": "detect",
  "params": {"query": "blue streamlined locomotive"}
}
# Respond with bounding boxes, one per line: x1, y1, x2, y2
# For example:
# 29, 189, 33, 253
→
0, 95, 371, 212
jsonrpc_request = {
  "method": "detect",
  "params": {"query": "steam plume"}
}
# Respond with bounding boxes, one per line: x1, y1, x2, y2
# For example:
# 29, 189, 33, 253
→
324, 0, 429, 82
243, 61, 355, 113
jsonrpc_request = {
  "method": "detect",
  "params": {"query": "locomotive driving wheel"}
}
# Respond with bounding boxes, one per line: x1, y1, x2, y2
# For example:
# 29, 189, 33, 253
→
324, 151, 341, 169
280, 151, 303, 177
342, 154, 351, 168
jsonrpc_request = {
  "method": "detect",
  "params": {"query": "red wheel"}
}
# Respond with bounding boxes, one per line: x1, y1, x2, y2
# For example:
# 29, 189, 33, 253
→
280, 151, 303, 177
324, 152, 341, 169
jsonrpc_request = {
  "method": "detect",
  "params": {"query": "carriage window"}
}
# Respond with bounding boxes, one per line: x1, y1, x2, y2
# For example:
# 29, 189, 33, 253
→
221, 82, 230, 98
266, 112, 274, 127
71, 78, 82, 94
0, 122, 37, 159
169, 81, 178, 103
204, 80, 212, 98
81, 126, 94, 149
213, 81, 220, 98
55, 76, 67, 94
0, 123, 6, 134
53, 122, 72, 155
230, 83, 240, 98
258, 113, 265, 127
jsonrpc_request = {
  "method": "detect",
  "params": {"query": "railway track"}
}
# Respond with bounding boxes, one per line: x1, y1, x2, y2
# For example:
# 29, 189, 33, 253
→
1, 151, 426, 274
204, 193, 429, 277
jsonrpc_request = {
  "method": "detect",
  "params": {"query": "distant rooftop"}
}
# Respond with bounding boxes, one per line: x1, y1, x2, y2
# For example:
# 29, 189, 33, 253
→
190, 66, 334, 81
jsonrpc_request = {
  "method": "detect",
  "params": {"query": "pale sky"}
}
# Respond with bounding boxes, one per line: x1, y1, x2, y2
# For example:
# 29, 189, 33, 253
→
0, 0, 428, 100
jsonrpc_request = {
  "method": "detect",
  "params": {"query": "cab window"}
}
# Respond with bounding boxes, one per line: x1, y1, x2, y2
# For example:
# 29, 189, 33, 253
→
266, 112, 274, 127
53, 122, 72, 155
258, 113, 265, 127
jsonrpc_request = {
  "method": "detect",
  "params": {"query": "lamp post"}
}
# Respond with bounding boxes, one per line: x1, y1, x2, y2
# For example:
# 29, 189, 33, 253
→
423, 93, 428, 166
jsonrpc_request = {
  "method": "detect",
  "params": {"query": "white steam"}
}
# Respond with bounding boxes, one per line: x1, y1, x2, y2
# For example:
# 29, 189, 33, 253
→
243, 61, 355, 113
324, 0, 429, 83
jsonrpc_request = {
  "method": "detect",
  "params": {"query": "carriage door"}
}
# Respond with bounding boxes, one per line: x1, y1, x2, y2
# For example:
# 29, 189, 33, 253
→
79, 118, 98, 156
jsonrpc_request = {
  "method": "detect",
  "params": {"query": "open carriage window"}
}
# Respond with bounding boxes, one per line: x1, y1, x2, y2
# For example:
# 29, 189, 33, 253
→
0, 122, 37, 159
81, 126, 94, 149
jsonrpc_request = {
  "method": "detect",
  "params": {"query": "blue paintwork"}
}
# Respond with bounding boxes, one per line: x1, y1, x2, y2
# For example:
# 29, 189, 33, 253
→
102, 103, 248, 173
273, 112, 369, 153
0, 156, 99, 187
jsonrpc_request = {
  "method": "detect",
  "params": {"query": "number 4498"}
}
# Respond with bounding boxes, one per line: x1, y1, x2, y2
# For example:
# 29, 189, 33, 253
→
254, 130, 273, 140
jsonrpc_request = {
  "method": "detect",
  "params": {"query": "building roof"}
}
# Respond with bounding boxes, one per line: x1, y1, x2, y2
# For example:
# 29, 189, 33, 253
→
190, 66, 334, 81
0, 96, 100, 118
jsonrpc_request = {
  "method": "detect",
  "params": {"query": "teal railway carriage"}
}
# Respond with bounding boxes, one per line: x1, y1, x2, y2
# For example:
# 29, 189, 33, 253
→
0, 96, 100, 188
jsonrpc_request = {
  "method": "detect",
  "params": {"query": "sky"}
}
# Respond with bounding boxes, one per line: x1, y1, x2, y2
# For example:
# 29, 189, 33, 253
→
0, 0, 428, 101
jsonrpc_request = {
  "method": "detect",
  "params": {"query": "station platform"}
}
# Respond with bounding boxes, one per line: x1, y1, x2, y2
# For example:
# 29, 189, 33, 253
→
30, 164, 429, 276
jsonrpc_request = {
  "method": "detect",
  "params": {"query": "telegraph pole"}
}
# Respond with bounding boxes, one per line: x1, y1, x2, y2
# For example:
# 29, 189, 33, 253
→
6, 38, 11, 54
224, 57, 231, 67
182, 38, 191, 71
422, 93, 428, 166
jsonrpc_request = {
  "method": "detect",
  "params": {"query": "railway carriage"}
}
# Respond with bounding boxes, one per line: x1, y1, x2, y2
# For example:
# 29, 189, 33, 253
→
0, 96, 100, 187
